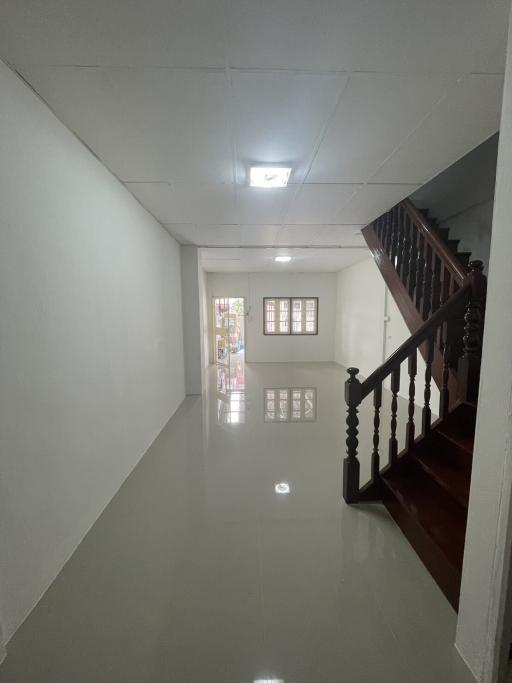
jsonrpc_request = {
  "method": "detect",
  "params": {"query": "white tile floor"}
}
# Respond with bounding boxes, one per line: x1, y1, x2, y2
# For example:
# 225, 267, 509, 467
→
0, 362, 474, 682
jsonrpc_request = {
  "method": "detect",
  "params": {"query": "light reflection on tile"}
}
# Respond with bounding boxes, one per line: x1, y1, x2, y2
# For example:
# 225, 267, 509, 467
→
216, 360, 246, 425
264, 387, 317, 422
0, 362, 474, 683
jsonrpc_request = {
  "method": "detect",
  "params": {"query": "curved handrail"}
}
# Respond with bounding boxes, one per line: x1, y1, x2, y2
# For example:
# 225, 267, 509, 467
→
401, 198, 467, 284
360, 283, 470, 400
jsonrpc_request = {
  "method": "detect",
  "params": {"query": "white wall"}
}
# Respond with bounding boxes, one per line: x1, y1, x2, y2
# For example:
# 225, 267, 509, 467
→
456, 10, 512, 682
334, 257, 439, 412
412, 134, 497, 269
0, 62, 185, 643
207, 272, 337, 363
334, 258, 386, 376
181, 245, 204, 394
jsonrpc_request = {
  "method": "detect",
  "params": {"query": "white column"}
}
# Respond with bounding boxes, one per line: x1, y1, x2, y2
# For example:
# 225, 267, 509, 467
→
456, 6, 512, 682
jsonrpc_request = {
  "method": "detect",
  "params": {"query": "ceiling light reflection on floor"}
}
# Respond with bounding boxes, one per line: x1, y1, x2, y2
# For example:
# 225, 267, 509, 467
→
254, 679, 284, 683
274, 482, 290, 494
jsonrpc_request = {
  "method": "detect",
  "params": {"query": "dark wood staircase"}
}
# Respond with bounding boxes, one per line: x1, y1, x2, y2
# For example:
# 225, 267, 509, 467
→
343, 198, 486, 611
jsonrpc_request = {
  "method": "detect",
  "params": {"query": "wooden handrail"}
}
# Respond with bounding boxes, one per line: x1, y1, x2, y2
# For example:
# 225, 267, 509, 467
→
401, 198, 467, 284
344, 195, 487, 505
360, 283, 470, 400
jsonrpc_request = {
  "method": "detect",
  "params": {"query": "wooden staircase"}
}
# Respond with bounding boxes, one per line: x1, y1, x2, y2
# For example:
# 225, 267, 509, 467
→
343, 198, 486, 610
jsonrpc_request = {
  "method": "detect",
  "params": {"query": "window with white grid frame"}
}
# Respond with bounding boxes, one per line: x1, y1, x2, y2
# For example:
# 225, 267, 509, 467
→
264, 297, 317, 335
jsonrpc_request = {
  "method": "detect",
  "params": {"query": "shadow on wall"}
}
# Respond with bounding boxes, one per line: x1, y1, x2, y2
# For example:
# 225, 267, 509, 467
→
411, 133, 498, 271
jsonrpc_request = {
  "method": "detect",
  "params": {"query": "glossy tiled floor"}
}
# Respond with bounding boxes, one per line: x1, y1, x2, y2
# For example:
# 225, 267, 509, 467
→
0, 362, 474, 683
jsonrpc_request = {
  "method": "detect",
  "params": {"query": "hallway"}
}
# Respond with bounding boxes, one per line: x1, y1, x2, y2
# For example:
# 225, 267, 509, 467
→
0, 362, 473, 683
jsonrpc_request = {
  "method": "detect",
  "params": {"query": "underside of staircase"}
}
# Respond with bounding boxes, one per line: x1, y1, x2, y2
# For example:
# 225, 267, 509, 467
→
343, 198, 486, 611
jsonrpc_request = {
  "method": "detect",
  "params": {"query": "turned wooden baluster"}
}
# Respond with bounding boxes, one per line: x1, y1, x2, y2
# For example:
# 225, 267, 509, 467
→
389, 366, 400, 465
440, 267, 451, 312
385, 211, 393, 256
458, 260, 486, 403
408, 224, 419, 299
431, 255, 442, 314
343, 367, 362, 503
376, 216, 383, 242
401, 215, 411, 287
391, 207, 400, 268
415, 235, 426, 312
422, 245, 433, 320
406, 350, 417, 451
396, 206, 405, 277
371, 383, 382, 483
439, 322, 452, 419
422, 335, 435, 434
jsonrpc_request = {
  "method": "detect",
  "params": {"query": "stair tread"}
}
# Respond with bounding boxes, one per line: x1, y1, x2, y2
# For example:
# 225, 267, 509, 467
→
412, 436, 472, 508
382, 467, 467, 571
436, 403, 476, 454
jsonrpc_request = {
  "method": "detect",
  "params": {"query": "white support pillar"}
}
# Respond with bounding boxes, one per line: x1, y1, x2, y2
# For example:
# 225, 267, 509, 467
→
456, 6, 512, 682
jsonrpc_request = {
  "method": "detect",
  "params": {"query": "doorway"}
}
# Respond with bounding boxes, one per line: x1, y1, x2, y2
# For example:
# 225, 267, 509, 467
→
212, 297, 245, 366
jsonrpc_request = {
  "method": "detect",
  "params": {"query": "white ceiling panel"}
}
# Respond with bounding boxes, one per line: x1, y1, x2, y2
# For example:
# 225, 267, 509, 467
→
373, 75, 504, 184
125, 183, 175, 223
240, 225, 281, 246
201, 247, 369, 272
126, 182, 238, 224
163, 224, 196, 245
228, 0, 508, 73
0, 0, 227, 68
307, 73, 456, 184
338, 184, 420, 225
311, 225, 366, 247
236, 187, 294, 225
18, 66, 232, 183
231, 70, 348, 183
170, 184, 238, 224
274, 225, 320, 247
285, 184, 360, 224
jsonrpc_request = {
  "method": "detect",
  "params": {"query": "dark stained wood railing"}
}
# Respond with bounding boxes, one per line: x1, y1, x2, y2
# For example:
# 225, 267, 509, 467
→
363, 198, 482, 398
343, 265, 486, 503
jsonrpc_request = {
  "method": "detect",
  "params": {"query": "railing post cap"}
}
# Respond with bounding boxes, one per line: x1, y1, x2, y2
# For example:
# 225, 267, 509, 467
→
469, 259, 484, 272
347, 367, 360, 377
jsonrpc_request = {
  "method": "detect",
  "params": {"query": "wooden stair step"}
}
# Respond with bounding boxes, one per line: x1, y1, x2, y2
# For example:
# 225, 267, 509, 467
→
436, 402, 476, 455
411, 434, 472, 508
382, 466, 467, 610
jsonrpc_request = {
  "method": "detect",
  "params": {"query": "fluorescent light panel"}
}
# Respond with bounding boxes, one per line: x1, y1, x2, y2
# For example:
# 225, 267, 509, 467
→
275, 256, 292, 263
250, 166, 291, 188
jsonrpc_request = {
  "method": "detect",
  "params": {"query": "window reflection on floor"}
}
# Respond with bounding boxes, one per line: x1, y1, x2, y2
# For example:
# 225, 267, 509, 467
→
216, 360, 246, 425
264, 387, 317, 423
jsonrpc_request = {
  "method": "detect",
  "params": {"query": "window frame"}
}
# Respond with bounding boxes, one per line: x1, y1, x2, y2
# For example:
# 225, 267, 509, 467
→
263, 297, 318, 336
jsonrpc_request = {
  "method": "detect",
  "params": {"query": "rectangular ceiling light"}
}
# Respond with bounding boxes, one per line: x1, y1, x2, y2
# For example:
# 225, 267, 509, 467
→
250, 166, 291, 188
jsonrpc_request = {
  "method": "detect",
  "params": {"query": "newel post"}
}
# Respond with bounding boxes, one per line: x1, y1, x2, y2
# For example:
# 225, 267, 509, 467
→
343, 367, 362, 504
458, 260, 486, 403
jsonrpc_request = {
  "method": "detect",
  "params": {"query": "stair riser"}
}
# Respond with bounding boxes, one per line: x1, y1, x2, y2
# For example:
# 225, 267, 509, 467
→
382, 485, 462, 611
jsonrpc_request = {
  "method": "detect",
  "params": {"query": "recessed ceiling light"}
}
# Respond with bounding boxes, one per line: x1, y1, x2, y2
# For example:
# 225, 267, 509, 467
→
274, 255, 292, 263
250, 166, 291, 188
275, 482, 290, 494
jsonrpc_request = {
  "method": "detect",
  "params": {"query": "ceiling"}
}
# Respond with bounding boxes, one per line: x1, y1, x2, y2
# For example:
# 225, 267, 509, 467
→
0, 0, 507, 272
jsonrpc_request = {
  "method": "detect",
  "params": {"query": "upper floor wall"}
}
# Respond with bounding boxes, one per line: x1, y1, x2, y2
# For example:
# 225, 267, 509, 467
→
412, 134, 498, 270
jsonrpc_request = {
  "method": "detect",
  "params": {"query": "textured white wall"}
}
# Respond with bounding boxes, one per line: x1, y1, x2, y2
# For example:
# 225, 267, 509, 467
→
0, 62, 185, 642
206, 272, 337, 363
456, 10, 512, 682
